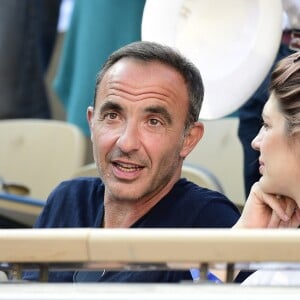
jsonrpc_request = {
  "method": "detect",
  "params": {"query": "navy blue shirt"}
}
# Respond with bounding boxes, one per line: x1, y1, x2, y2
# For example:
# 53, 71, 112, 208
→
24, 177, 240, 282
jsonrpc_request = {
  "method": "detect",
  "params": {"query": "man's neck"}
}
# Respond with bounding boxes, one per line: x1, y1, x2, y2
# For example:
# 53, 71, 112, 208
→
102, 196, 162, 228
102, 172, 182, 228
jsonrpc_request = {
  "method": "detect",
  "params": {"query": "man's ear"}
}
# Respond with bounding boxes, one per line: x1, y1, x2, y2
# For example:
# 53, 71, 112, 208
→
87, 106, 94, 141
180, 121, 204, 158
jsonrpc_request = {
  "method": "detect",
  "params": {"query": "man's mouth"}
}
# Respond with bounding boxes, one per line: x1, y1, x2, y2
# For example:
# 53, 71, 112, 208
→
112, 161, 144, 173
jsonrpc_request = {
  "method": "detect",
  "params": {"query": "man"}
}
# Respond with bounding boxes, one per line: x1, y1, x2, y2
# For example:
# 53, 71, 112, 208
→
24, 41, 242, 282
24, 41, 300, 283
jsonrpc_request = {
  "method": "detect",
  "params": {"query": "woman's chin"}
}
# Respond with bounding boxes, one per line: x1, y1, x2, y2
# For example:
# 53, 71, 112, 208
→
258, 177, 275, 194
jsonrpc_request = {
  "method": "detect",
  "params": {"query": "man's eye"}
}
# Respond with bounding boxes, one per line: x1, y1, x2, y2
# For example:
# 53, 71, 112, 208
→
149, 118, 162, 126
105, 112, 118, 120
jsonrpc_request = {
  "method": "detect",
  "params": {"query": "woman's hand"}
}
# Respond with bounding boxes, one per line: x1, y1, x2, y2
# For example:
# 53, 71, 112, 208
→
233, 182, 300, 228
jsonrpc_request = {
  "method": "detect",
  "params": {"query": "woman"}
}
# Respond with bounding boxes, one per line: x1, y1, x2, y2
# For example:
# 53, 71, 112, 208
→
238, 51, 300, 285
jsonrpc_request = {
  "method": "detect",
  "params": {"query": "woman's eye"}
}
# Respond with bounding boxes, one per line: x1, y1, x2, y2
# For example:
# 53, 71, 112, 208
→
262, 121, 269, 129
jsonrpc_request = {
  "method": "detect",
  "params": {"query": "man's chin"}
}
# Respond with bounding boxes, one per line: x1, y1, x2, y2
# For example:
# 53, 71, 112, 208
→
109, 188, 142, 203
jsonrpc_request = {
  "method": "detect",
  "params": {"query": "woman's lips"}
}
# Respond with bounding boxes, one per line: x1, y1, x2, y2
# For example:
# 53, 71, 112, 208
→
258, 160, 264, 174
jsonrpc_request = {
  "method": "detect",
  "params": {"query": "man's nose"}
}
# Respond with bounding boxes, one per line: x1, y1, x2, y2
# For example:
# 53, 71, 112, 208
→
116, 122, 141, 153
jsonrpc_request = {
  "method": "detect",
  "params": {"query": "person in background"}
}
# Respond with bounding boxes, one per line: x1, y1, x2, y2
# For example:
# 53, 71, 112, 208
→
0, 0, 60, 119
239, 51, 300, 285
23, 41, 300, 284
0, 0, 61, 228
238, 0, 300, 198
53, 0, 145, 137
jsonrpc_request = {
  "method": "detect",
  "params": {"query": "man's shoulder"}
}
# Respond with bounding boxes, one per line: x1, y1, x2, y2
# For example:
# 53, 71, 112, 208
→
45, 177, 104, 214
35, 177, 105, 228
55, 177, 103, 193
173, 179, 229, 202
168, 179, 240, 226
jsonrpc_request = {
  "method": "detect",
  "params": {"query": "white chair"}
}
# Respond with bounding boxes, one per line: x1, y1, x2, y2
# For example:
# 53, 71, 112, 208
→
181, 162, 224, 193
186, 118, 245, 208
72, 162, 98, 178
0, 119, 87, 226
0, 270, 7, 282
0, 119, 86, 200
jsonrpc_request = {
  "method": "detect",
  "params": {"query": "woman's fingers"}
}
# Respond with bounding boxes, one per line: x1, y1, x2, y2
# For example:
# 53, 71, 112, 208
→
267, 210, 281, 228
267, 197, 300, 228
289, 208, 300, 227
295, 208, 300, 221
284, 198, 297, 218
257, 192, 290, 223
237, 182, 300, 229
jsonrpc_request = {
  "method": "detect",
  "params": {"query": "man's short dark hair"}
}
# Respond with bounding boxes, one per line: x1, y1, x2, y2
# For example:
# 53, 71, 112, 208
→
93, 41, 204, 126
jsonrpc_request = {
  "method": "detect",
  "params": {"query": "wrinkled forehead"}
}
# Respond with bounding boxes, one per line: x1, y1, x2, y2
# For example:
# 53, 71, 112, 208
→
102, 57, 185, 83
97, 58, 189, 104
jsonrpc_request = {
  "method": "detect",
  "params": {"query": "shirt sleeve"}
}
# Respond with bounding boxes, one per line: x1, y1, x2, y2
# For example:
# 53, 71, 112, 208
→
194, 196, 241, 228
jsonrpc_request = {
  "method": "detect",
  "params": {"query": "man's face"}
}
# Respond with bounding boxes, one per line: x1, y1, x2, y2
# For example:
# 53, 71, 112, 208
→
88, 58, 202, 204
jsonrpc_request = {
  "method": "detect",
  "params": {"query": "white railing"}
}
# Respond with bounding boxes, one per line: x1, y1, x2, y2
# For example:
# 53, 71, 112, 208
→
0, 228, 300, 280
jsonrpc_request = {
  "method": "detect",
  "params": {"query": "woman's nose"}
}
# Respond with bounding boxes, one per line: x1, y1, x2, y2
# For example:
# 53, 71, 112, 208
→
251, 130, 261, 151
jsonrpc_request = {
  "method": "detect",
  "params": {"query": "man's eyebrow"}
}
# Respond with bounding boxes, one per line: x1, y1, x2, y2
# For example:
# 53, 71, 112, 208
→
144, 106, 172, 124
99, 101, 122, 114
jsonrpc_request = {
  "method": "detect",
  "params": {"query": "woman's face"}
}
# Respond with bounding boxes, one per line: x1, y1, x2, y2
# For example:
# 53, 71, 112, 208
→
251, 93, 300, 198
